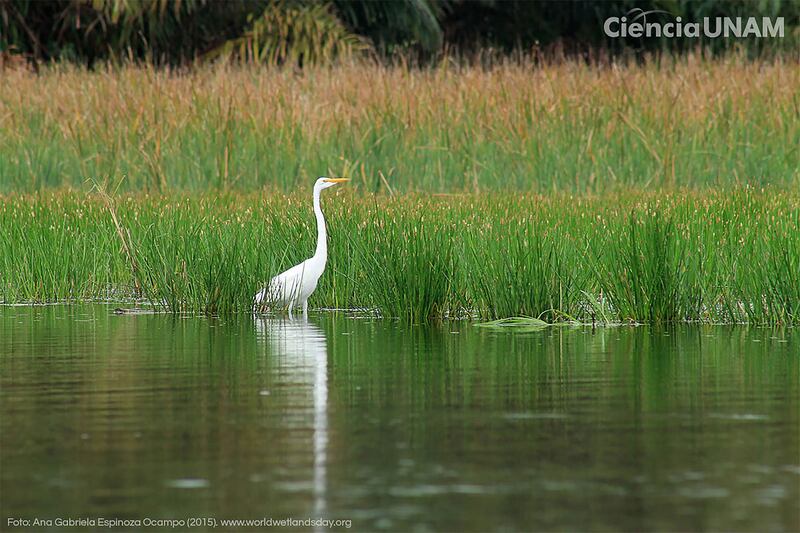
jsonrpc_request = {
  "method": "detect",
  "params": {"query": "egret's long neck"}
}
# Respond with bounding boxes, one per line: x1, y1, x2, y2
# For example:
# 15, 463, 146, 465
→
313, 187, 327, 262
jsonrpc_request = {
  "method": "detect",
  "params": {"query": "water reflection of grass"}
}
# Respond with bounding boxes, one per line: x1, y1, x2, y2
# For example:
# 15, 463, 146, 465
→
1, 189, 797, 323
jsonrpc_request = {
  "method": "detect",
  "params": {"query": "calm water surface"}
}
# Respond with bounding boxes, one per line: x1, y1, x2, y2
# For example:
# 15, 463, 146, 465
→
1, 305, 798, 532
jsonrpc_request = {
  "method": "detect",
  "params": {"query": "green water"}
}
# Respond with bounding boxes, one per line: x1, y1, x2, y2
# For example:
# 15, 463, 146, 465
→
1, 305, 798, 532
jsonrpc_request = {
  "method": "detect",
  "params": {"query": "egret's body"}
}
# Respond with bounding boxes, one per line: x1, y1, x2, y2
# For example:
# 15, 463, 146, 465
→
254, 177, 347, 317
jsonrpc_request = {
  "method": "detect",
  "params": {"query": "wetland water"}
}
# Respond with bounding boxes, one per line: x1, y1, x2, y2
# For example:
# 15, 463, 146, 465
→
1, 305, 798, 532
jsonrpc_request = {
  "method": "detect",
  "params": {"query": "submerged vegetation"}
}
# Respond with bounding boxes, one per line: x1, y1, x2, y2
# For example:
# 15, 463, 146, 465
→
1, 189, 798, 324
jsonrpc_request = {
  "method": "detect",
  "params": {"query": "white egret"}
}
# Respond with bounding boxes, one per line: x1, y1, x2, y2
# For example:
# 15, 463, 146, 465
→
254, 177, 349, 317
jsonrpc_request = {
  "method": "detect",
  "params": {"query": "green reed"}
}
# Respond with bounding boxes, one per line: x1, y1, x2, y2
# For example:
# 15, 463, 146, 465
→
1, 188, 797, 324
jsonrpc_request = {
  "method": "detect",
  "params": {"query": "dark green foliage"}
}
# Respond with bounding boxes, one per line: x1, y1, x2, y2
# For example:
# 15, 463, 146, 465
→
334, 0, 444, 55
2, 0, 798, 66
440, 0, 800, 56
1, 0, 258, 64
0, 0, 443, 65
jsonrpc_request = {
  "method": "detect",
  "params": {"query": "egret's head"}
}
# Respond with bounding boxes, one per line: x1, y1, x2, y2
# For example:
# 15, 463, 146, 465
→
315, 176, 349, 190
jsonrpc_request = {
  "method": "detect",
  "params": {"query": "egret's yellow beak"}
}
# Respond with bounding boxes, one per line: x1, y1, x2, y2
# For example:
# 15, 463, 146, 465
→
323, 177, 349, 183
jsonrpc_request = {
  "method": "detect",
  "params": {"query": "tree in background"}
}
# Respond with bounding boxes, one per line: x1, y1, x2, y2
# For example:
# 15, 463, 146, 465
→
1, 0, 798, 66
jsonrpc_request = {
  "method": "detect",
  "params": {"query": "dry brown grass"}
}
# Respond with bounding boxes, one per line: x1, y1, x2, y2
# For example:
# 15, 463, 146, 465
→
1, 55, 797, 191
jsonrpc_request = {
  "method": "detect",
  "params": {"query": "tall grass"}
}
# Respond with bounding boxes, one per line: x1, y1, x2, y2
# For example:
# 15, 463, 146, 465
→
351, 204, 455, 321
1, 56, 798, 193
464, 213, 583, 321
1, 188, 798, 324
590, 210, 688, 322
2, 59, 797, 322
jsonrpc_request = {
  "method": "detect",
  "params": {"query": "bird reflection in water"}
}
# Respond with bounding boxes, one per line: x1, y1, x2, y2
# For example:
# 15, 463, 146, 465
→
254, 317, 329, 527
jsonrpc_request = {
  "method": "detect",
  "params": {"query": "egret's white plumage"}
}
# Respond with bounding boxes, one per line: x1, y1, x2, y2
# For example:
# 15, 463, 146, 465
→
254, 177, 348, 317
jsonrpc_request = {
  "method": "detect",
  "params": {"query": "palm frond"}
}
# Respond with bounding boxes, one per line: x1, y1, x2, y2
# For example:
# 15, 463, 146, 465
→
206, 1, 368, 66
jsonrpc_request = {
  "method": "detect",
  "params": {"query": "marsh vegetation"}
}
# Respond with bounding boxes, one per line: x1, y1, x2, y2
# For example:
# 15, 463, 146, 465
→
1, 189, 797, 323
1, 58, 797, 322
1, 57, 797, 193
